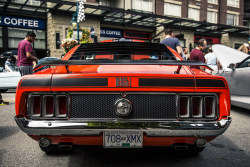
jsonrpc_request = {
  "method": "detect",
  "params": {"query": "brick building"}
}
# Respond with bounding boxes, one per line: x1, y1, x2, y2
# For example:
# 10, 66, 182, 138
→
0, 0, 249, 58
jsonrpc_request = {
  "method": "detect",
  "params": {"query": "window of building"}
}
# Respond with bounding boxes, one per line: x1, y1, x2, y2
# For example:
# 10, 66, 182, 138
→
7, 28, 45, 49
188, 8, 200, 21
15, 0, 40, 6
8, 28, 29, 49
132, 0, 153, 13
208, 0, 218, 4
227, 0, 239, 7
226, 14, 239, 25
33, 30, 46, 49
73, 30, 83, 41
65, 29, 83, 42
164, 3, 181, 17
207, 11, 217, 23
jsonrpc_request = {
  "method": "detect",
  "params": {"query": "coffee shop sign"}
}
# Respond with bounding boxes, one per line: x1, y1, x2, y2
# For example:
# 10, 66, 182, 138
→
0, 15, 45, 29
101, 28, 122, 37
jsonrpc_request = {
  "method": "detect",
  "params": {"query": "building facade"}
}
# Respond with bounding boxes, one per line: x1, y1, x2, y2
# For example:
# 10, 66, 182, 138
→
0, 0, 249, 58
244, 0, 250, 44
0, 0, 47, 58
155, 0, 247, 49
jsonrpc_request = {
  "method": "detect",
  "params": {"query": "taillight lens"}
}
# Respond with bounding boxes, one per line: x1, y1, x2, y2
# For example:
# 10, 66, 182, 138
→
33, 96, 41, 116
43, 96, 54, 117
57, 96, 68, 117
204, 96, 216, 118
179, 96, 190, 118
191, 96, 203, 118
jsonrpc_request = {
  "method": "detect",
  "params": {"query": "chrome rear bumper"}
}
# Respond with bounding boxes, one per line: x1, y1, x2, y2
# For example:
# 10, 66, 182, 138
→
15, 117, 231, 137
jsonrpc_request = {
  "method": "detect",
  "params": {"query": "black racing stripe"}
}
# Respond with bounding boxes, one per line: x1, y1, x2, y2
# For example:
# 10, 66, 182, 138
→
21, 78, 51, 87
139, 78, 195, 87
52, 78, 108, 86
196, 79, 226, 87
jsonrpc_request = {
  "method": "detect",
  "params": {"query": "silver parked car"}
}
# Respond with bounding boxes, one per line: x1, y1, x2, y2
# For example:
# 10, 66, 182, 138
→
213, 44, 250, 110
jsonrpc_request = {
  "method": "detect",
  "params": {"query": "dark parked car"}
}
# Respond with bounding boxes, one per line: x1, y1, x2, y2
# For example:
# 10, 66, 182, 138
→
0, 50, 18, 59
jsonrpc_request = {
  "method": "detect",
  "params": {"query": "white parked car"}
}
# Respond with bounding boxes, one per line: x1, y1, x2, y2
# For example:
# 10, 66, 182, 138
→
0, 60, 21, 92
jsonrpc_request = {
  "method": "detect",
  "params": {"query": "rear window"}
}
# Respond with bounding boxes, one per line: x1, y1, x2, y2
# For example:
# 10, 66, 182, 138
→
69, 42, 176, 61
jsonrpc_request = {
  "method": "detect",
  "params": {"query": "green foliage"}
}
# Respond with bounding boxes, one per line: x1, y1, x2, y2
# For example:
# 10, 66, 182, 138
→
67, 29, 73, 39
80, 29, 93, 44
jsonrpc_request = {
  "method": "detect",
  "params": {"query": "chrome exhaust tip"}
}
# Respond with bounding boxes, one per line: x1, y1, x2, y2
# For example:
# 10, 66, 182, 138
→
196, 139, 207, 147
173, 145, 188, 150
39, 138, 51, 148
59, 145, 73, 150
174, 146, 188, 150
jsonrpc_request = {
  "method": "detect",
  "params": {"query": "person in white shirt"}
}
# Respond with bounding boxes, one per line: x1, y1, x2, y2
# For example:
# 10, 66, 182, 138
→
205, 47, 219, 74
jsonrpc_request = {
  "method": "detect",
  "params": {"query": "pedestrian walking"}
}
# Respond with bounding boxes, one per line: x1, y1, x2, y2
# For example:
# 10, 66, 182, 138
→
17, 31, 38, 76
190, 38, 207, 70
160, 28, 182, 57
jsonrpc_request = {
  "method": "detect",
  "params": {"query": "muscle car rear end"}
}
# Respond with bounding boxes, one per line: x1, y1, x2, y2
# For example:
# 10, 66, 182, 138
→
15, 42, 231, 154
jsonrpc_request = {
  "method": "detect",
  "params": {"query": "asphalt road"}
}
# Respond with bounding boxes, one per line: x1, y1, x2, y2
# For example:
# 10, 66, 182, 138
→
0, 92, 249, 167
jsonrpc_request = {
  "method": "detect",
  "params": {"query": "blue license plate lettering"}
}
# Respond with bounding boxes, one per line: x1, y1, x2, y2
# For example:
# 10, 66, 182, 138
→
126, 135, 142, 143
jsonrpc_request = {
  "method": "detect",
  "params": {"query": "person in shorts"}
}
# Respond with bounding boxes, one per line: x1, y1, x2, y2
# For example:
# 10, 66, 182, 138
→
17, 31, 38, 76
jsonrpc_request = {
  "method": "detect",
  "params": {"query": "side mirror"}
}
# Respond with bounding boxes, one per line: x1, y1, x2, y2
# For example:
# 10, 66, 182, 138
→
228, 63, 236, 70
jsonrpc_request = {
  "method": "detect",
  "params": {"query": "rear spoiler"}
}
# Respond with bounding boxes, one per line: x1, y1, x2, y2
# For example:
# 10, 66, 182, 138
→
37, 60, 213, 74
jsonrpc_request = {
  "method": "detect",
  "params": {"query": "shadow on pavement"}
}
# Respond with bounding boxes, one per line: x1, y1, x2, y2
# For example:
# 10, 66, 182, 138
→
0, 126, 19, 141
231, 106, 250, 116
60, 135, 250, 167
65, 146, 202, 167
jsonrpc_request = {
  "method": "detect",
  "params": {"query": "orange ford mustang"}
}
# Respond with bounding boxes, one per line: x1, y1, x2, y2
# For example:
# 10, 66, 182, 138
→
15, 42, 231, 154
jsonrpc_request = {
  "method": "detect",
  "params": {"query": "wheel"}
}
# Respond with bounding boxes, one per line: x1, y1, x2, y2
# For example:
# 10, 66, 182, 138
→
39, 144, 60, 154
0, 89, 8, 93
188, 145, 205, 154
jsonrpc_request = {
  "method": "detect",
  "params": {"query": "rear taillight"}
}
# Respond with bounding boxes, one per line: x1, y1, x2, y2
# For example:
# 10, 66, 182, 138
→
28, 94, 69, 119
204, 96, 216, 118
31, 95, 41, 116
178, 94, 217, 120
178, 96, 190, 118
43, 96, 54, 117
56, 96, 68, 117
191, 96, 203, 118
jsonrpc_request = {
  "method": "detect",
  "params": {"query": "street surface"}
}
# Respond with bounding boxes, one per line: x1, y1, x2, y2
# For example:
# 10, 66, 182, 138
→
0, 92, 249, 167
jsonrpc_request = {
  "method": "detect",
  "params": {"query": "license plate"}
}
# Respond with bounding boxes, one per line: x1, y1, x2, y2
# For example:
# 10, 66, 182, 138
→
104, 131, 143, 148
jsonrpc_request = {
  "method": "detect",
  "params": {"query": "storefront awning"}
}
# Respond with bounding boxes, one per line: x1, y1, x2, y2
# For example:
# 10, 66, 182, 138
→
0, 0, 248, 37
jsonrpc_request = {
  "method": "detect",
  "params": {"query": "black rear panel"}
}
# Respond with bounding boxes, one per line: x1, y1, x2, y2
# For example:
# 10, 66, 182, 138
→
70, 93, 177, 119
